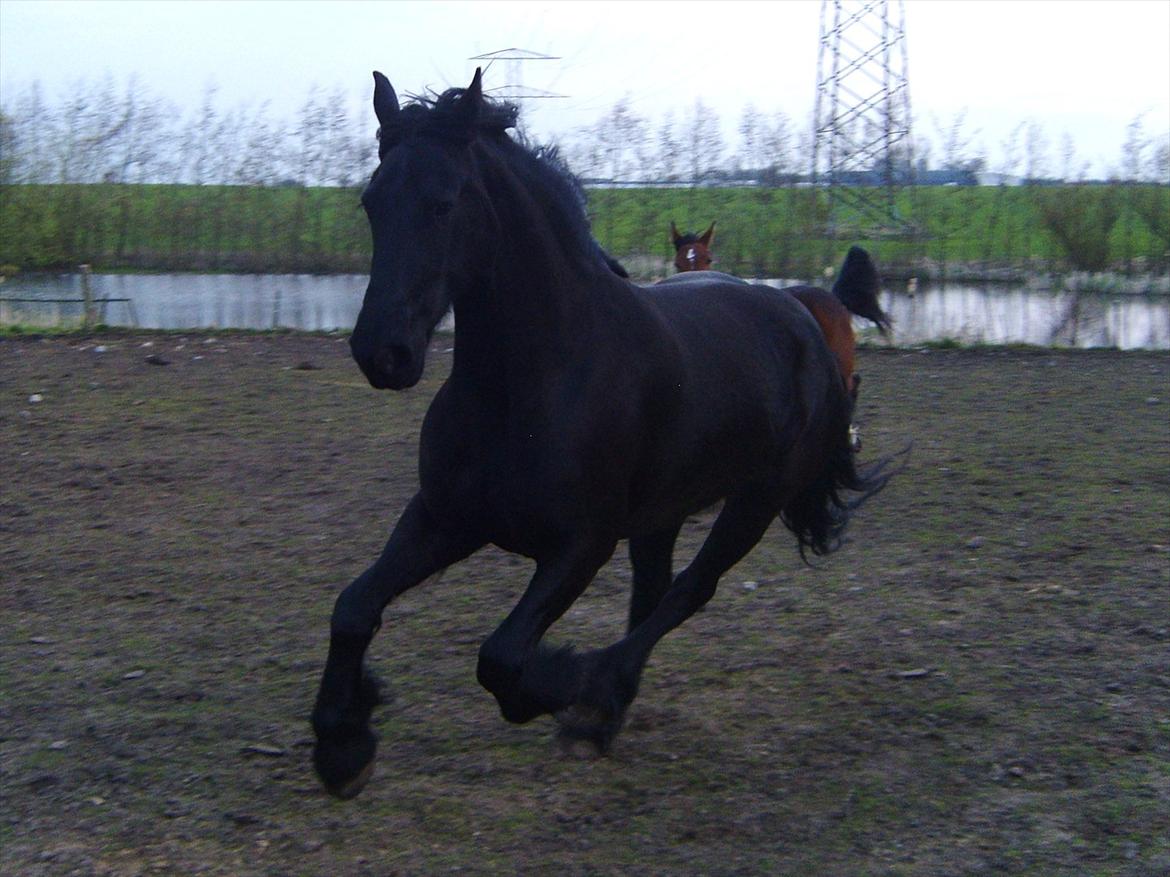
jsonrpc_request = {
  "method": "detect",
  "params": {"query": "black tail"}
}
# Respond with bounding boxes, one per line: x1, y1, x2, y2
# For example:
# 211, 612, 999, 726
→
832, 246, 891, 335
779, 385, 904, 561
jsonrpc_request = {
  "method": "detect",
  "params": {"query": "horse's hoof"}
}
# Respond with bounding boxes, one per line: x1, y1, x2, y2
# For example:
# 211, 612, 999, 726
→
495, 694, 547, 725
323, 757, 375, 800
557, 732, 606, 761
554, 705, 616, 758
312, 727, 378, 799
848, 425, 862, 453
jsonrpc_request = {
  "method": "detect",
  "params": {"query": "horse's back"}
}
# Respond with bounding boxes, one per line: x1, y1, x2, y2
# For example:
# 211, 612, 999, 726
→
644, 272, 825, 356
605, 272, 845, 528
653, 269, 747, 288
637, 271, 838, 426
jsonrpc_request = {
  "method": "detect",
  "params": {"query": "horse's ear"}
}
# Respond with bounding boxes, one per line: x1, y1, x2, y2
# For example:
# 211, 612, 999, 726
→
455, 67, 483, 128
700, 222, 716, 247
372, 71, 399, 130
670, 221, 682, 247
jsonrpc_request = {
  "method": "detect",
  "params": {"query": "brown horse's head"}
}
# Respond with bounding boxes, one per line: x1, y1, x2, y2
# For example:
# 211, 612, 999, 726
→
670, 221, 716, 272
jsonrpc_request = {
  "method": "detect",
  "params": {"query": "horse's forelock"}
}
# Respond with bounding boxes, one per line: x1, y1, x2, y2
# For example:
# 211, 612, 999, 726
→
431, 86, 519, 134
379, 87, 517, 150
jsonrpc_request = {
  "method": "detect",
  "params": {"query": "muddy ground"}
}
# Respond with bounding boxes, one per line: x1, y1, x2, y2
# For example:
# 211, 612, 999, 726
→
1, 332, 1167, 876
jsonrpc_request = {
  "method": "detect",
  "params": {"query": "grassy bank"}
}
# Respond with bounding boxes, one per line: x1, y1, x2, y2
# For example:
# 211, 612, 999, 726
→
1, 182, 1167, 279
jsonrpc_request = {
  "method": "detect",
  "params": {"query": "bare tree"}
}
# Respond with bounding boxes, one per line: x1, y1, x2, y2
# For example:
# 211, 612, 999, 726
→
930, 108, 986, 173
655, 111, 681, 182
737, 105, 794, 182
761, 110, 795, 181
681, 99, 723, 182
596, 96, 649, 182
0, 109, 14, 186
1120, 114, 1149, 183
1059, 132, 1088, 182
1150, 131, 1170, 183
1023, 120, 1050, 181
999, 123, 1025, 179
737, 104, 764, 174
0, 82, 56, 183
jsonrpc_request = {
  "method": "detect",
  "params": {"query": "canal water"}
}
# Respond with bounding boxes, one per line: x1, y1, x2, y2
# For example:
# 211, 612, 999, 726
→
2, 272, 1168, 350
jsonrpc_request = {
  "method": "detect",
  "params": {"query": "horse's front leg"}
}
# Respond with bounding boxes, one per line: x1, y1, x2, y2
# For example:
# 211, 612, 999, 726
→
311, 493, 482, 799
476, 536, 616, 724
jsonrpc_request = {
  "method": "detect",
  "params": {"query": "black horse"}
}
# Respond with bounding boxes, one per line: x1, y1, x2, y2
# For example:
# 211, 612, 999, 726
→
311, 69, 893, 799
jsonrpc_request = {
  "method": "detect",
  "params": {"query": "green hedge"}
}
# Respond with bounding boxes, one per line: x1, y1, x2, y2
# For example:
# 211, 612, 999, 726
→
1, 183, 1166, 278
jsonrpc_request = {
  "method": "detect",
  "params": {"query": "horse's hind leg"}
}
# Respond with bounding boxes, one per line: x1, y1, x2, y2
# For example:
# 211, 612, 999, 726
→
312, 493, 481, 799
476, 536, 617, 724
627, 525, 681, 632
558, 494, 776, 752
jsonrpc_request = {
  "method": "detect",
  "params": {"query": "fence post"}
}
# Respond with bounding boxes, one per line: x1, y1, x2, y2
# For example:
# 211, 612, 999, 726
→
80, 264, 96, 328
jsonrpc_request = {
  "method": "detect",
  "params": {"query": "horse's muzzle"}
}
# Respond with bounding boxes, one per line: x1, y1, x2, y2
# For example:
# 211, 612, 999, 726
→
351, 339, 425, 390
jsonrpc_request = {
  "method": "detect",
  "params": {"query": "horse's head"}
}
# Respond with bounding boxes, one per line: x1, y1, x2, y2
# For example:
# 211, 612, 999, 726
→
350, 68, 505, 390
670, 221, 716, 273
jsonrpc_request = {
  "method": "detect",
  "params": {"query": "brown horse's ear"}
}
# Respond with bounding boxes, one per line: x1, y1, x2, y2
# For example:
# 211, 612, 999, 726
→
372, 71, 399, 131
670, 221, 683, 248
699, 221, 716, 247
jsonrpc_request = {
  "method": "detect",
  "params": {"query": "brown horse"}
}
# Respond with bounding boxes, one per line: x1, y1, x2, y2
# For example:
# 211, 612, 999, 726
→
670, 221, 716, 272
669, 224, 890, 411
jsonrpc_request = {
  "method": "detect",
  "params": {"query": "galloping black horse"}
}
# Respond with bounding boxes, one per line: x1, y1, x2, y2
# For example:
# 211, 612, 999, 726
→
311, 69, 893, 799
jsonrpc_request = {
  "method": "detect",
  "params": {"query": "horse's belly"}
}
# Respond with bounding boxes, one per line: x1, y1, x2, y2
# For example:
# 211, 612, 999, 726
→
625, 422, 783, 534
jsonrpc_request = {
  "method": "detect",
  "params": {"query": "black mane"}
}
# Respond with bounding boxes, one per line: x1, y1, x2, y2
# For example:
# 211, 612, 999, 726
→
379, 85, 519, 148
380, 87, 614, 274
500, 139, 622, 274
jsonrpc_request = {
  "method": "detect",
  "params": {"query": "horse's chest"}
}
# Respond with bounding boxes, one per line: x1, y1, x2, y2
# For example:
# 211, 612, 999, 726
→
419, 401, 579, 540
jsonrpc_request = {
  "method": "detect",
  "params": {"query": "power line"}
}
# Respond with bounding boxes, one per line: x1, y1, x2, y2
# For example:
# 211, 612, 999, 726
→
468, 48, 567, 100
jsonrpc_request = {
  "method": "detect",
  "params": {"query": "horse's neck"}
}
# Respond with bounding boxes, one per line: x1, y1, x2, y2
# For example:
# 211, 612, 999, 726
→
451, 253, 618, 393
450, 163, 626, 388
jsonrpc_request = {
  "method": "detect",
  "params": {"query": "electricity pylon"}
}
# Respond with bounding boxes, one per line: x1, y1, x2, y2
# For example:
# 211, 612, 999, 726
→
812, 0, 916, 236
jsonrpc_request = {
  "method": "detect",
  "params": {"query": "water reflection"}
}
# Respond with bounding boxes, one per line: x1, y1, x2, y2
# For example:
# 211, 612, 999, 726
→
0, 273, 367, 332
2, 273, 1168, 350
881, 284, 1170, 349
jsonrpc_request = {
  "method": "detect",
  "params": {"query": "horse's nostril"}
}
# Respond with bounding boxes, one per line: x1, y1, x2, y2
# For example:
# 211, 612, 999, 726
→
373, 344, 413, 382
388, 344, 412, 375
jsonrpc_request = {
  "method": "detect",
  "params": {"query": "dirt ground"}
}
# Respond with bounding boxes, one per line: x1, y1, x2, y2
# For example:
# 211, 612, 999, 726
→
1, 331, 1168, 876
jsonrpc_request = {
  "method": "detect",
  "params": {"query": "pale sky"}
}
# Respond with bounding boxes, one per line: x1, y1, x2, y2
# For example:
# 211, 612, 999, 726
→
2, 0, 1168, 176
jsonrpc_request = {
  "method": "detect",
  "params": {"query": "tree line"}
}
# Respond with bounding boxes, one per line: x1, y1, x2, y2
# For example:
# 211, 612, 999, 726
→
1, 75, 1167, 276
5, 75, 1169, 187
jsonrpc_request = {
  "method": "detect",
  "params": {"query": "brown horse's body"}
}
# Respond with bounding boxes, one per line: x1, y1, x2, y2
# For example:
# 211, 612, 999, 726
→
787, 286, 859, 399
